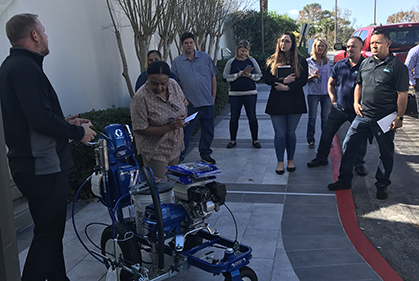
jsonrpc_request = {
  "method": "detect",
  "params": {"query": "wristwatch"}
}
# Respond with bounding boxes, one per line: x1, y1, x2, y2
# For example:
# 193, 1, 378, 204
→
396, 116, 404, 121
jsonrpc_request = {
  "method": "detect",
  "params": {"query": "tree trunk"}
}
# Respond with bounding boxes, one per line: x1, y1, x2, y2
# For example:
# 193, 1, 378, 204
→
106, 0, 134, 98
115, 30, 135, 98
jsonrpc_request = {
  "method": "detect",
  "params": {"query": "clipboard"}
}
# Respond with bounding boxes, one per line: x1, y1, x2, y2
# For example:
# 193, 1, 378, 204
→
243, 66, 254, 74
377, 111, 397, 133
277, 65, 294, 79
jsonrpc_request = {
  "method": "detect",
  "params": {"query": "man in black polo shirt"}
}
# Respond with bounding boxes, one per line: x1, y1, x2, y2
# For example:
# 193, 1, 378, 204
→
307, 36, 368, 176
327, 30, 409, 199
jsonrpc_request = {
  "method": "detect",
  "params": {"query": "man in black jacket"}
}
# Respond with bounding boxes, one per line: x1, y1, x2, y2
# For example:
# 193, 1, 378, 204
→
0, 14, 96, 280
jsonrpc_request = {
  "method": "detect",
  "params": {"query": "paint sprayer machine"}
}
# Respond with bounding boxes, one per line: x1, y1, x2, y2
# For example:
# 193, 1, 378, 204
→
72, 124, 257, 281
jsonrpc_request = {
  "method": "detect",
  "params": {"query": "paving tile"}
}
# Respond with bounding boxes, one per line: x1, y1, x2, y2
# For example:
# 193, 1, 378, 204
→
287, 248, 366, 268
225, 193, 244, 202
282, 224, 347, 238
225, 183, 249, 191
262, 169, 289, 185
286, 183, 335, 194
282, 235, 355, 251
241, 229, 280, 259
283, 202, 339, 217
271, 246, 300, 281
246, 148, 276, 164
284, 194, 337, 205
66, 259, 107, 280
246, 203, 283, 231
241, 193, 285, 204
281, 214, 341, 226
294, 263, 382, 281
246, 258, 273, 281
246, 184, 287, 193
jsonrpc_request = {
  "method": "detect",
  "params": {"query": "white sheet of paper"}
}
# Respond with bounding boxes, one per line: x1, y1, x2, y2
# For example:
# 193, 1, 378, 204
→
183, 112, 198, 124
377, 111, 397, 133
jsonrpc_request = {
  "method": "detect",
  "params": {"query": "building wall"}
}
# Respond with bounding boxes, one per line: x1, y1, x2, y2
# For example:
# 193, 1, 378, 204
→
0, 0, 235, 116
0, 0, 139, 115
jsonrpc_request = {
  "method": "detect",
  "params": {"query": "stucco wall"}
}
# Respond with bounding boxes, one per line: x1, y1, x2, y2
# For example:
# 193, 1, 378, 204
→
0, 0, 235, 116
0, 0, 139, 115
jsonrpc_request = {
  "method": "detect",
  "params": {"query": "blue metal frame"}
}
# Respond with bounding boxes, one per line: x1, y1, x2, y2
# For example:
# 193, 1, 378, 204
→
98, 124, 255, 281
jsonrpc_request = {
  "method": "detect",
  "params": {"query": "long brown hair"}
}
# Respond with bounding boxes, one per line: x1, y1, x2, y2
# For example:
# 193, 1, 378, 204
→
266, 32, 301, 78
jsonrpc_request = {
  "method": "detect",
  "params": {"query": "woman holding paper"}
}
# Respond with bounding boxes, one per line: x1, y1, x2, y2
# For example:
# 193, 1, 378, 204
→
130, 61, 187, 180
223, 40, 263, 149
264, 32, 308, 174
306, 38, 331, 149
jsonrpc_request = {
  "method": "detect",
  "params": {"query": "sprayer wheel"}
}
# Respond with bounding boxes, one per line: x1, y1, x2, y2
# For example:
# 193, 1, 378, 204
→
223, 266, 258, 281
101, 222, 142, 281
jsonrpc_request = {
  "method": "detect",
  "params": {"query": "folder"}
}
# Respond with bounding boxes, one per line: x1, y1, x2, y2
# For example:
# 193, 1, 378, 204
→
277, 65, 294, 79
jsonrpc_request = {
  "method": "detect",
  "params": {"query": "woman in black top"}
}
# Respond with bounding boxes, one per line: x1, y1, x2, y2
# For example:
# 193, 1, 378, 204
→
264, 32, 308, 174
223, 40, 263, 149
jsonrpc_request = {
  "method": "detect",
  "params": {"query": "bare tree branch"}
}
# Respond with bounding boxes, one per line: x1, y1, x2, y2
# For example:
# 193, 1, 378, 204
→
105, 0, 135, 98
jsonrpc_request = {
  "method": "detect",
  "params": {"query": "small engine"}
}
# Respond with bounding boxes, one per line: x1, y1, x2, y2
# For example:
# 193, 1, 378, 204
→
178, 182, 226, 228
139, 181, 226, 238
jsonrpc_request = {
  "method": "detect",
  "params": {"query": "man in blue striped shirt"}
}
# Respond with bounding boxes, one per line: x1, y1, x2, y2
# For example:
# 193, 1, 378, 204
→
405, 44, 419, 92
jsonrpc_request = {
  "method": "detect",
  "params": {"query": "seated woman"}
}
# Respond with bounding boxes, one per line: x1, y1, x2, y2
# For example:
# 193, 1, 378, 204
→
135, 50, 178, 91
130, 61, 187, 180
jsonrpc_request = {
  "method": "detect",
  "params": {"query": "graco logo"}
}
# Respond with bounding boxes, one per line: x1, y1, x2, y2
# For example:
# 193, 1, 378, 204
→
115, 129, 124, 139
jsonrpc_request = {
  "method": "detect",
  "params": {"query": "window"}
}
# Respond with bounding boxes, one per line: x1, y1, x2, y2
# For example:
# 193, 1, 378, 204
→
359, 30, 369, 42
385, 27, 419, 49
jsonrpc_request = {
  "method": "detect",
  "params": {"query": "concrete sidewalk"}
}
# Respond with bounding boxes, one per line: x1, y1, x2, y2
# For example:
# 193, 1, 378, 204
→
17, 83, 384, 280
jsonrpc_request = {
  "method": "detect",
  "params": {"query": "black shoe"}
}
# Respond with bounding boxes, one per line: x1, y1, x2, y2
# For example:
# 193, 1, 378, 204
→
328, 180, 351, 191
275, 169, 284, 175
201, 156, 216, 165
354, 165, 368, 176
227, 141, 236, 148
252, 141, 262, 148
308, 142, 315, 149
376, 186, 388, 200
307, 158, 328, 167
287, 166, 296, 172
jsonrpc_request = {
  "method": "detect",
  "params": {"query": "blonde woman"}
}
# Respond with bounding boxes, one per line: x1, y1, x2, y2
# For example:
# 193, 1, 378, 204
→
264, 32, 308, 174
306, 38, 331, 149
223, 40, 263, 148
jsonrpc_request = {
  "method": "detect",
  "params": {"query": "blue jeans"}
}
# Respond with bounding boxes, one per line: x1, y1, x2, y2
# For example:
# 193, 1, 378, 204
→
316, 104, 367, 167
338, 115, 395, 187
180, 104, 214, 161
229, 95, 258, 141
270, 114, 302, 162
307, 94, 331, 144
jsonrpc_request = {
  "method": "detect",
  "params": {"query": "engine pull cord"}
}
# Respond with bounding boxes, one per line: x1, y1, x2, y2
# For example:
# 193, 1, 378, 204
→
223, 203, 240, 251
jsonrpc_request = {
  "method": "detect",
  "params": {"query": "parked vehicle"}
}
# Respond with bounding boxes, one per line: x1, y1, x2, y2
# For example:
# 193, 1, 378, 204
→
334, 22, 419, 63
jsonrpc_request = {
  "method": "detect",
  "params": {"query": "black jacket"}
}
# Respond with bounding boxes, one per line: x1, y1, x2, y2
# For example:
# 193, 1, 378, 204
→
265, 54, 308, 115
0, 48, 84, 176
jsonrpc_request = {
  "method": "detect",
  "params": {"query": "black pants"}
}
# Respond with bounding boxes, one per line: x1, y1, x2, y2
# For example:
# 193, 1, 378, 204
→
14, 170, 70, 281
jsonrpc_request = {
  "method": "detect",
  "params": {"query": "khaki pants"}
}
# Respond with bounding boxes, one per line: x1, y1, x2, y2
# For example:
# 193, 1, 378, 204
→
142, 156, 179, 180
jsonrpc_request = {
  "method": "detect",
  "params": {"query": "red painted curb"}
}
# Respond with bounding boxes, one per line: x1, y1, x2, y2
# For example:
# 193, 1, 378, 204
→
330, 135, 403, 281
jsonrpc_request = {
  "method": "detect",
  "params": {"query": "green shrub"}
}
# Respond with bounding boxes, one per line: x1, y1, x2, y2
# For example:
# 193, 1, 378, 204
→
298, 47, 309, 58
215, 59, 229, 115
69, 107, 131, 197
